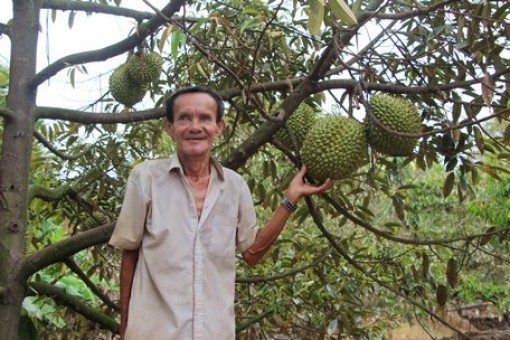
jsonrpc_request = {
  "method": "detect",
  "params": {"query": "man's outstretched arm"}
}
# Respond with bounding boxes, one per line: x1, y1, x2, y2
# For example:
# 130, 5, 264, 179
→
242, 165, 333, 266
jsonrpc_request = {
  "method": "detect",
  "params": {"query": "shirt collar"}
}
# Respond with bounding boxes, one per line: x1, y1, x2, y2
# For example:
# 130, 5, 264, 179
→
168, 154, 225, 181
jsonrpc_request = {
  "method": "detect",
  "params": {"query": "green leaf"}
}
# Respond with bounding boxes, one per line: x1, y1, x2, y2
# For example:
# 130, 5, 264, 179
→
308, 0, 324, 37
159, 25, 175, 52
446, 257, 458, 288
503, 124, 510, 144
68, 11, 75, 29
477, 163, 502, 181
422, 253, 430, 279
443, 172, 455, 198
436, 284, 448, 306
329, 0, 358, 25
391, 194, 405, 222
69, 68, 75, 88
239, 17, 262, 34
171, 30, 186, 61
479, 226, 496, 246
473, 126, 484, 152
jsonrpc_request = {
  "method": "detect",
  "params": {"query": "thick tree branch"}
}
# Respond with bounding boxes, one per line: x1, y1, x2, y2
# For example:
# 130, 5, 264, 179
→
27, 281, 119, 333
19, 223, 115, 279
371, 0, 462, 20
42, 0, 154, 21
42, 0, 200, 24
36, 65, 510, 123
0, 107, 15, 120
30, 0, 186, 89
0, 22, 10, 38
27, 184, 74, 203
36, 106, 164, 123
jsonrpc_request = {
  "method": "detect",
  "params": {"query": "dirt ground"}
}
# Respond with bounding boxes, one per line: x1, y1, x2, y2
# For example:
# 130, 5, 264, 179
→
388, 302, 510, 340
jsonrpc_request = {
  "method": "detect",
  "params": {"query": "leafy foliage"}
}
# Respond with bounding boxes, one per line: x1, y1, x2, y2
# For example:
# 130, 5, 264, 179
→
1, 0, 510, 339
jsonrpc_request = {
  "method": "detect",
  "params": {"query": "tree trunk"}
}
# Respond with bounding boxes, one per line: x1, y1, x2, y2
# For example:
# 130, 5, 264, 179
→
0, 1, 40, 339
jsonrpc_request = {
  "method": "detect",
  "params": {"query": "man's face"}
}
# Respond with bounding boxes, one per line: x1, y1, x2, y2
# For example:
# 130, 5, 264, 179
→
164, 92, 224, 158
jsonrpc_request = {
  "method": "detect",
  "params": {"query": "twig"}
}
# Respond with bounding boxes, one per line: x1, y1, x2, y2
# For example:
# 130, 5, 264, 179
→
33, 130, 96, 161
63, 257, 119, 311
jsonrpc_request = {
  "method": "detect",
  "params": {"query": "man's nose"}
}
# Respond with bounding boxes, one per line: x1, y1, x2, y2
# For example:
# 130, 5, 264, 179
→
189, 118, 201, 130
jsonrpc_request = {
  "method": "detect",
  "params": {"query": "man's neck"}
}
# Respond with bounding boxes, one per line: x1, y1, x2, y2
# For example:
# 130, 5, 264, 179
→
178, 153, 211, 182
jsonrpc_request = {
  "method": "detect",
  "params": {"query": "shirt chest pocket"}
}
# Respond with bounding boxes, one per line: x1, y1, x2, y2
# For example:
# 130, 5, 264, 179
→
203, 215, 237, 258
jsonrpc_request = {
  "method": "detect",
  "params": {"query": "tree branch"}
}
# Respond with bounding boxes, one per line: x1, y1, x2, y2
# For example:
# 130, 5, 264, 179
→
0, 107, 15, 120
309, 0, 384, 81
236, 307, 275, 333
27, 184, 74, 203
0, 22, 10, 38
35, 64, 510, 123
323, 193, 510, 246
236, 251, 331, 284
27, 281, 119, 333
36, 106, 164, 123
370, 0, 462, 20
42, 0, 154, 21
63, 257, 119, 311
19, 223, 115, 279
30, 0, 186, 89
33, 130, 96, 161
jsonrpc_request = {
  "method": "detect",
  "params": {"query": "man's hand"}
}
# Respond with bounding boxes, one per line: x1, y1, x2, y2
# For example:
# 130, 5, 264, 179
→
284, 165, 334, 204
243, 165, 333, 266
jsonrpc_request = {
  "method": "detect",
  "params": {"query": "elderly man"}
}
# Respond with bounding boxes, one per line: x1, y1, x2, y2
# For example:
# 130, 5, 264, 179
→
109, 86, 333, 339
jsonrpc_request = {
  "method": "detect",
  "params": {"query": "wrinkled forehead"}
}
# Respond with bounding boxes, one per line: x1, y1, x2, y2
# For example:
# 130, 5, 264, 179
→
173, 92, 218, 113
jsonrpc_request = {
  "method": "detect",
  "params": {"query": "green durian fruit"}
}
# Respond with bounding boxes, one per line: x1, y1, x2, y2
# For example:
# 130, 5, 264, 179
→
109, 64, 147, 107
301, 115, 369, 182
276, 103, 318, 150
365, 94, 422, 156
126, 52, 163, 85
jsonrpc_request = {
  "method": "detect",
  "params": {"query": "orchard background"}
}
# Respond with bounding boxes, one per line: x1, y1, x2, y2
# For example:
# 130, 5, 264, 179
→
0, 1, 509, 339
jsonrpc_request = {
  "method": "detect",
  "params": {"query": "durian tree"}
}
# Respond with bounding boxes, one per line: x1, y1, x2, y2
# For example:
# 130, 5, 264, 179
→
1, 0, 509, 338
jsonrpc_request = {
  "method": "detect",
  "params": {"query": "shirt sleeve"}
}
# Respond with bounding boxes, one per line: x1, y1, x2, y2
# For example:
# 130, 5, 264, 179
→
236, 177, 258, 253
109, 164, 151, 250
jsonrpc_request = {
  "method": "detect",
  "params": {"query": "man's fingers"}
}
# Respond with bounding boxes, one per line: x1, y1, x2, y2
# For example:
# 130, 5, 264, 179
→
318, 178, 334, 192
299, 165, 307, 176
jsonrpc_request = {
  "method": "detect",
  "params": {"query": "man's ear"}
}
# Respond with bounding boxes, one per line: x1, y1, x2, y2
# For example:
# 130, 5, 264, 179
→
216, 119, 225, 136
163, 118, 174, 137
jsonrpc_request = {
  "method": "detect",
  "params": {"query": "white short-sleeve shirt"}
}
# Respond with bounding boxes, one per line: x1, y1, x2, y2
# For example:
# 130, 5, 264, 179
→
109, 155, 258, 340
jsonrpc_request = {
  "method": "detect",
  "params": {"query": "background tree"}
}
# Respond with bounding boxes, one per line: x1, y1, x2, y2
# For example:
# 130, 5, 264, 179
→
0, 0, 509, 339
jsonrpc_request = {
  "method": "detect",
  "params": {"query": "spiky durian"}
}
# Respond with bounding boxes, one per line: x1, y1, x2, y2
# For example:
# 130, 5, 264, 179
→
126, 52, 163, 85
365, 94, 422, 156
276, 103, 318, 150
301, 115, 369, 182
109, 64, 147, 107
